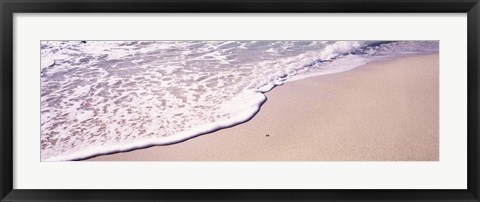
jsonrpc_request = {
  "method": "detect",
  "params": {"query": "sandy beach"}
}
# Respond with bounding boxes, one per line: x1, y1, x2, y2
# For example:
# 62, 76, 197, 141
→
88, 54, 439, 161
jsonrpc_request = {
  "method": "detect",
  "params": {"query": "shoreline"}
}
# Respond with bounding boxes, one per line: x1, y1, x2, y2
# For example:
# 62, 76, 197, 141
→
87, 53, 439, 161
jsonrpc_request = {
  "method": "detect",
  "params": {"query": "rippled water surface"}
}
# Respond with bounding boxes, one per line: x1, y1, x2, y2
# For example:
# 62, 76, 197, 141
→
40, 40, 439, 161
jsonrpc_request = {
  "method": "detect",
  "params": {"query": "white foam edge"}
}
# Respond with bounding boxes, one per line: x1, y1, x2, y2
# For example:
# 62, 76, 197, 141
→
43, 91, 267, 161
287, 55, 370, 82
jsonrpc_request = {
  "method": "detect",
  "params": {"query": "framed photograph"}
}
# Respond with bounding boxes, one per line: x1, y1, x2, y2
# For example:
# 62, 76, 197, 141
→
1, 0, 479, 201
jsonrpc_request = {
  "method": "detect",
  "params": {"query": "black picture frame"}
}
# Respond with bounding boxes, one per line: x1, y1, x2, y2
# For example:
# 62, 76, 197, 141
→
1, 0, 479, 201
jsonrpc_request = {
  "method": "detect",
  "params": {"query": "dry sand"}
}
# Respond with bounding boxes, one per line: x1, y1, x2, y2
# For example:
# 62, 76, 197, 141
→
88, 54, 439, 161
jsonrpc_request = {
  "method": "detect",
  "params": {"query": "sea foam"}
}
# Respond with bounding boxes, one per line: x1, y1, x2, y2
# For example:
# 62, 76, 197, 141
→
40, 40, 438, 161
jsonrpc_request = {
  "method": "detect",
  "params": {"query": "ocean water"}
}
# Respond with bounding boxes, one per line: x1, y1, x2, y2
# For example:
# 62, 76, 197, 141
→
40, 40, 439, 161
